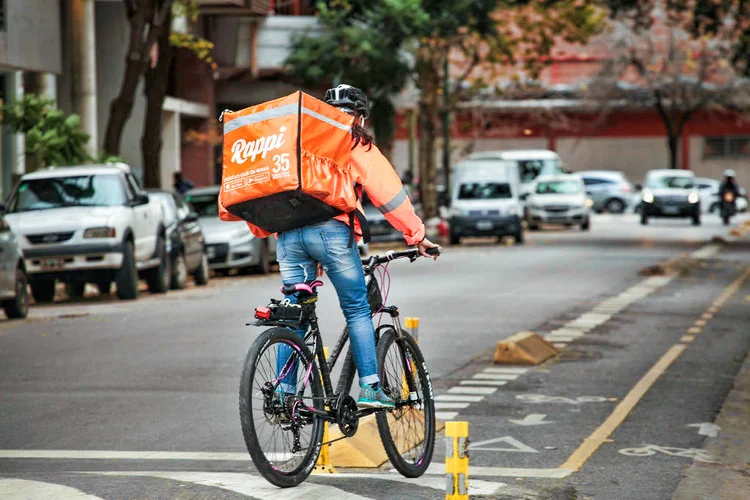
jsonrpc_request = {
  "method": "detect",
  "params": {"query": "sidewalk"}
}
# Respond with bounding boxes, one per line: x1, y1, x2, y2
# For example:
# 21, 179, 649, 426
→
672, 350, 750, 500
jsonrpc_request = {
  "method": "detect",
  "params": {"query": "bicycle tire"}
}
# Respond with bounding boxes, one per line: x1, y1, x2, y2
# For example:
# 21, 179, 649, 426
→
375, 327, 435, 477
239, 327, 325, 487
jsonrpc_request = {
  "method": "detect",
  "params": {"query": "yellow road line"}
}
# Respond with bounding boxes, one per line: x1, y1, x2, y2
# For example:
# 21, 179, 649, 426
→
560, 265, 750, 473
559, 343, 687, 472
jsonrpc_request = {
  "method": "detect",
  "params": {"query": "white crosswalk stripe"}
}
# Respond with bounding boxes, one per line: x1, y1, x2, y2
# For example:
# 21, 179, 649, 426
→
0, 478, 104, 500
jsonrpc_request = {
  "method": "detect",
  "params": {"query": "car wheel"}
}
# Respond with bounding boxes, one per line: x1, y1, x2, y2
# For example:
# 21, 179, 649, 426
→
605, 198, 626, 214
66, 281, 86, 299
170, 252, 189, 290
146, 237, 171, 294
2, 266, 29, 319
116, 241, 139, 300
255, 242, 270, 275
193, 252, 210, 286
30, 279, 56, 303
581, 218, 591, 231
640, 214, 649, 225
692, 215, 701, 226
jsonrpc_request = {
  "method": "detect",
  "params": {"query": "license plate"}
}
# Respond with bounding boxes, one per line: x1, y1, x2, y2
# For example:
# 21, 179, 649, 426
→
40, 258, 65, 270
663, 206, 679, 214
476, 221, 494, 230
207, 247, 216, 259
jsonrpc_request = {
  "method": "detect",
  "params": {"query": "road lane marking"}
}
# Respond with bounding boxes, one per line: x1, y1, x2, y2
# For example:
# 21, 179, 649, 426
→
0, 450, 251, 461
473, 373, 519, 380
560, 343, 688, 471
509, 414, 552, 426
426, 463, 573, 478
448, 386, 497, 395
617, 444, 717, 463
436, 411, 459, 420
435, 395, 484, 402
545, 336, 578, 343
482, 367, 529, 374
309, 473, 507, 495
435, 402, 471, 409
687, 327, 702, 335
547, 329, 586, 338
687, 423, 721, 437
88, 471, 374, 500
517, 395, 609, 405
690, 244, 721, 259
680, 335, 695, 343
0, 478, 104, 499
469, 436, 538, 453
460, 380, 508, 386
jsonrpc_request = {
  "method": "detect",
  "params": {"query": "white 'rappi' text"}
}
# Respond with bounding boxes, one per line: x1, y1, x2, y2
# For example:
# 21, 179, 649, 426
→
231, 126, 287, 165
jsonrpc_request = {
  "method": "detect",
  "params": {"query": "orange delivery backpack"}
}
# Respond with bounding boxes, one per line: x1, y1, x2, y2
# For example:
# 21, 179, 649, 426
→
219, 91, 369, 244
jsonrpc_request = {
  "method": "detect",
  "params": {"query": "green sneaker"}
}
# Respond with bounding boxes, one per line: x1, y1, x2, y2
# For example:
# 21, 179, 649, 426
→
357, 385, 395, 409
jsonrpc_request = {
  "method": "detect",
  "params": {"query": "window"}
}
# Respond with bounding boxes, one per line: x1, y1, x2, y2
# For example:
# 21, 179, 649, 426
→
536, 180, 582, 195
185, 193, 219, 217
458, 182, 512, 200
8, 175, 128, 212
704, 137, 750, 158
646, 175, 695, 189
582, 178, 606, 186
517, 160, 563, 183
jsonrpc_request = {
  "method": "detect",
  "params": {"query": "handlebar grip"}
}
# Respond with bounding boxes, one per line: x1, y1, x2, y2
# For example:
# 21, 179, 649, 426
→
425, 247, 442, 257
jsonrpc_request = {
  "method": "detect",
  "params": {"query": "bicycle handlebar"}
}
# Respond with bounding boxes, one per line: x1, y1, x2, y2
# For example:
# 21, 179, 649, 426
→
362, 246, 442, 268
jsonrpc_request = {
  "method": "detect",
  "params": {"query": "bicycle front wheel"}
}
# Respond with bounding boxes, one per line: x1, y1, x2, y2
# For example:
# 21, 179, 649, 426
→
375, 327, 435, 477
239, 327, 324, 487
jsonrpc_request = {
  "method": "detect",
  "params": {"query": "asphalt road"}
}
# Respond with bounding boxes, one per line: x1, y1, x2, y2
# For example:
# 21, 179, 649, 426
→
0, 213, 748, 499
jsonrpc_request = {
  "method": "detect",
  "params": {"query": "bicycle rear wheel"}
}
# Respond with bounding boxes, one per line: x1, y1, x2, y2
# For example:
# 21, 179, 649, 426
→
239, 327, 324, 487
375, 326, 435, 477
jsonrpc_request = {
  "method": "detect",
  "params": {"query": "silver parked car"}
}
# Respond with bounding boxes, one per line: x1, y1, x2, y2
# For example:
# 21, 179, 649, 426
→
184, 186, 276, 275
578, 170, 634, 214
525, 174, 592, 230
0, 212, 29, 318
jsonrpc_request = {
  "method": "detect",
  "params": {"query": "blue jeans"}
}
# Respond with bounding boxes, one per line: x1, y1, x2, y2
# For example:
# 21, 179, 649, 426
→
275, 219, 379, 393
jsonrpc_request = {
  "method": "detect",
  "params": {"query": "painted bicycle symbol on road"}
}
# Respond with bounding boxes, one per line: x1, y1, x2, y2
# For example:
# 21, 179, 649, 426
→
618, 444, 718, 463
516, 394, 610, 405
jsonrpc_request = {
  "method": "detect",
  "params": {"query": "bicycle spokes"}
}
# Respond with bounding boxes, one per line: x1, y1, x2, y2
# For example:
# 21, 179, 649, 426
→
250, 339, 318, 473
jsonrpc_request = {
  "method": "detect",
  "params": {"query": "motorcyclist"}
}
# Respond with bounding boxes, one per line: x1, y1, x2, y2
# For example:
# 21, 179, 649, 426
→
719, 169, 741, 199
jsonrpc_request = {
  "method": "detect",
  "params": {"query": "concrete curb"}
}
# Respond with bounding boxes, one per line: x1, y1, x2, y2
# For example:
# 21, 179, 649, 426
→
672, 351, 750, 500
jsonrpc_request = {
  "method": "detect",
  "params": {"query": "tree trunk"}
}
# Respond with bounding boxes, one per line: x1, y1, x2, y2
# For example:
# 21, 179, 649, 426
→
370, 96, 396, 161
103, 2, 151, 156
417, 62, 441, 219
667, 133, 680, 169
141, 14, 175, 188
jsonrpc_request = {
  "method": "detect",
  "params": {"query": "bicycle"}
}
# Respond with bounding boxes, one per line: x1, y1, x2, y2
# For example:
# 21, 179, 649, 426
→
239, 247, 440, 487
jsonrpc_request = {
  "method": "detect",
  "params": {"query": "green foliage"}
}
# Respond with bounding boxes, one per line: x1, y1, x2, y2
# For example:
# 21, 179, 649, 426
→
1, 95, 91, 168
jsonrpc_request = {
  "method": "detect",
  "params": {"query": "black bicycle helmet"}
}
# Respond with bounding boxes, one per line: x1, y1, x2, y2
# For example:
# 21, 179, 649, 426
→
323, 84, 369, 119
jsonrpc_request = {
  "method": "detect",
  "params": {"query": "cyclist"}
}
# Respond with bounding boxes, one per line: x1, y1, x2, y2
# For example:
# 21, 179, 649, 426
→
719, 169, 741, 199
275, 84, 440, 409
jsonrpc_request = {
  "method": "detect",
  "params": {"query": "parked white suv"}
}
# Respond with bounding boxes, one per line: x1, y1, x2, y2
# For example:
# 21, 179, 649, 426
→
2, 163, 170, 301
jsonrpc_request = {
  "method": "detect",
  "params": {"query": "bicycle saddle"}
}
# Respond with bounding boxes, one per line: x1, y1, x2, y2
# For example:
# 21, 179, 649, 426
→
280, 280, 324, 296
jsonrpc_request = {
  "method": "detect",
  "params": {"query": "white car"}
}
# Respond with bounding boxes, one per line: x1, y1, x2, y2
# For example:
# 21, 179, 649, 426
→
3, 163, 170, 302
525, 174, 592, 230
185, 186, 276, 275
0, 213, 30, 319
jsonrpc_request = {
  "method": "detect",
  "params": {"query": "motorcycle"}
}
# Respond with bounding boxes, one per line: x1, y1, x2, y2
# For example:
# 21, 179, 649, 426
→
720, 191, 737, 226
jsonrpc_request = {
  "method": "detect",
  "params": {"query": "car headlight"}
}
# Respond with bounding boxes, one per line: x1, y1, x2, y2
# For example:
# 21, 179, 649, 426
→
84, 227, 116, 238
688, 192, 700, 204
642, 191, 654, 203
585, 199, 594, 207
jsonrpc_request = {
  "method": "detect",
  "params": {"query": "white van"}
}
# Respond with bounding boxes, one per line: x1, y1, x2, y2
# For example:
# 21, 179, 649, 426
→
448, 159, 524, 245
465, 149, 564, 198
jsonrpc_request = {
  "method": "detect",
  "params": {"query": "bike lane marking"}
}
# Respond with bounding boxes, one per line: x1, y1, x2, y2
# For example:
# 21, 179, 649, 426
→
0, 478, 104, 500
558, 265, 750, 473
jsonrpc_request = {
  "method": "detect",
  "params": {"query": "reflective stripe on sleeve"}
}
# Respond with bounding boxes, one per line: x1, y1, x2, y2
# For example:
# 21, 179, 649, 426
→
377, 187, 409, 214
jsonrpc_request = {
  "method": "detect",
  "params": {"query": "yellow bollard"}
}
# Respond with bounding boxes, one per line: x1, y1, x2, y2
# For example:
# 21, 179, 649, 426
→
314, 347, 337, 474
445, 421, 469, 500
405, 317, 420, 343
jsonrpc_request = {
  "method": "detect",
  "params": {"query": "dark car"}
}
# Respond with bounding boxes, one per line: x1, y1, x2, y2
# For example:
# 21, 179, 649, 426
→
147, 190, 209, 289
361, 190, 422, 243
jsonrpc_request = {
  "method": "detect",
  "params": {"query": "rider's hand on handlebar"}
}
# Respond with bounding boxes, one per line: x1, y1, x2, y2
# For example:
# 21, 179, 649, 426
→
417, 237, 441, 260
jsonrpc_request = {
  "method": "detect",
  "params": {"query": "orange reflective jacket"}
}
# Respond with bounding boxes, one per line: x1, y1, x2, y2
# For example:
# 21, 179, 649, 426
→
220, 141, 425, 245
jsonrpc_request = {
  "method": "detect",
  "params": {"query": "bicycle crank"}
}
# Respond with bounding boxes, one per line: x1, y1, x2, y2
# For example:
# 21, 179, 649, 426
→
335, 393, 359, 437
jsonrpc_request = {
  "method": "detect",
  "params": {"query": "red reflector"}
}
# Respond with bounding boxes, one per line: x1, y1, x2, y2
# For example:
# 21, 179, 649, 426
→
255, 307, 271, 320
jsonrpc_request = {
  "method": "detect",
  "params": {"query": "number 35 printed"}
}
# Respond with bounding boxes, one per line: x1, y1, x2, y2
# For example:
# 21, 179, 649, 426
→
272, 153, 291, 174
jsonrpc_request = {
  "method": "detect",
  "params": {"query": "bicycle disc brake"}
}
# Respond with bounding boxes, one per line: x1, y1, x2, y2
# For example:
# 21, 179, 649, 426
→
335, 393, 359, 437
